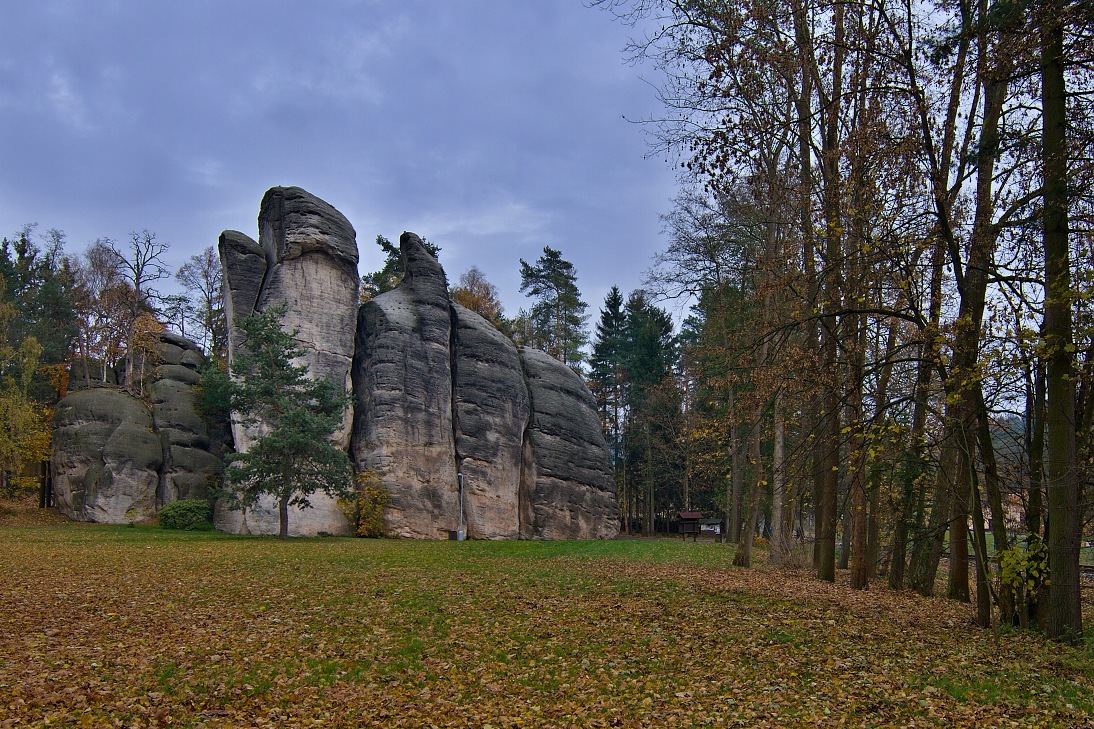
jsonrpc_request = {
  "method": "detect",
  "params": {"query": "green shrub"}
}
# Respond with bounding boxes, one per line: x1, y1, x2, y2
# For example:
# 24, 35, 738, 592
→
999, 536, 1050, 593
339, 471, 389, 538
998, 535, 1050, 627
159, 499, 214, 531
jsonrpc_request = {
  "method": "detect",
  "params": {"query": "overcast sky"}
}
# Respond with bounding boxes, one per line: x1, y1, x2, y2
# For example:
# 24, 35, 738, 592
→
2, 1, 680, 323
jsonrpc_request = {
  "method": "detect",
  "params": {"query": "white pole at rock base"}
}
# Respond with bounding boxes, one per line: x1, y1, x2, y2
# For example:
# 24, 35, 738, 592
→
457, 472, 466, 541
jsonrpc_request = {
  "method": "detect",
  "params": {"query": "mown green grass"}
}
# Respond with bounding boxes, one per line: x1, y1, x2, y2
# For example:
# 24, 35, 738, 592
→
3, 524, 1094, 727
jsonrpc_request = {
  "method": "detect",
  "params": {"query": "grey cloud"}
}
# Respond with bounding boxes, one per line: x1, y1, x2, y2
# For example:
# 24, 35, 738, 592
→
2, 0, 677, 317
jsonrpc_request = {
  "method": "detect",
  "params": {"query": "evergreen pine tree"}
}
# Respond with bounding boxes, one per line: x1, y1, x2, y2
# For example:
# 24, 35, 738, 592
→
518, 246, 588, 368
221, 305, 353, 539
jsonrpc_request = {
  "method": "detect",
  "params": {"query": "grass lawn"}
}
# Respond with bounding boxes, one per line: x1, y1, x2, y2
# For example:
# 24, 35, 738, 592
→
2, 512, 1093, 727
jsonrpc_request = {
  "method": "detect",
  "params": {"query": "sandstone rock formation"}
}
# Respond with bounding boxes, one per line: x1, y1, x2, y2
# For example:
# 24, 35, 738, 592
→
151, 333, 223, 504
255, 186, 359, 415
211, 187, 618, 539
452, 303, 530, 540
53, 388, 163, 523
52, 187, 619, 539
215, 186, 359, 537
352, 232, 459, 539
51, 332, 222, 523
218, 229, 266, 370
519, 347, 619, 539
349, 231, 618, 540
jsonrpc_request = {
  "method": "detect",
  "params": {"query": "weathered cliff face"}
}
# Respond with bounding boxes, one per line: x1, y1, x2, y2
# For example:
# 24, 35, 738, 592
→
452, 303, 529, 540
352, 233, 459, 539
218, 229, 266, 374
519, 347, 619, 539
51, 333, 222, 523
350, 231, 617, 540
53, 389, 162, 523
215, 186, 359, 537
151, 333, 223, 504
256, 186, 359, 426
221, 187, 359, 450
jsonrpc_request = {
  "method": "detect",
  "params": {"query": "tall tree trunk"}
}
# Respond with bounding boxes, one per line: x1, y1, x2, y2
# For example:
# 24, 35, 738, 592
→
888, 471, 916, 590
838, 494, 851, 572
849, 317, 869, 589
843, 1, 882, 590
1027, 359, 1046, 538
867, 476, 881, 579
815, 393, 840, 581
728, 387, 743, 543
278, 495, 290, 540
891, 237, 945, 589
969, 465, 993, 628
1041, 3, 1082, 643
976, 388, 1013, 621
770, 394, 787, 564
946, 69, 1007, 603
620, 428, 629, 535
868, 319, 898, 580
909, 438, 958, 595
734, 423, 764, 568
948, 439, 971, 602
817, 0, 847, 584
885, 0, 969, 591
790, 0, 828, 580
645, 422, 655, 535
683, 415, 692, 513
848, 418, 869, 588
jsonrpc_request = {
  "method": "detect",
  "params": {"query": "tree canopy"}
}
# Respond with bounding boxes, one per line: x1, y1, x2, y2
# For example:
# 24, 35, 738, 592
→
518, 246, 589, 369
590, 0, 1094, 638
451, 266, 505, 329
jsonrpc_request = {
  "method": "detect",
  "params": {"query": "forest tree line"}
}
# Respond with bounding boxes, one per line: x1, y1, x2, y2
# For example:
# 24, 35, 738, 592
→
0, 228, 225, 496
584, 0, 1094, 640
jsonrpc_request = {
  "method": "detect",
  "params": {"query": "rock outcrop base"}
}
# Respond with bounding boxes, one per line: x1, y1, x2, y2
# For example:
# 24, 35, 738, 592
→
52, 334, 221, 523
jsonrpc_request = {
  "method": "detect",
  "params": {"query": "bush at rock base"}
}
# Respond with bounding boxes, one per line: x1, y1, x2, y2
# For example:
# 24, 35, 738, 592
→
159, 499, 213, 531
339, 471, 389, 538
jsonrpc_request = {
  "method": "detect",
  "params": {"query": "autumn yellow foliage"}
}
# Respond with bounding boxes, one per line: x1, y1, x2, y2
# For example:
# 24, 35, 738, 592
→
338, 470, 390, 538
0, 284, 52, 495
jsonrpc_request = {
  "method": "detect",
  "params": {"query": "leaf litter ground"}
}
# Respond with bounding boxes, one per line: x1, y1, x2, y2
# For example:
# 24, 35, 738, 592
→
2, 521, 1093, 728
